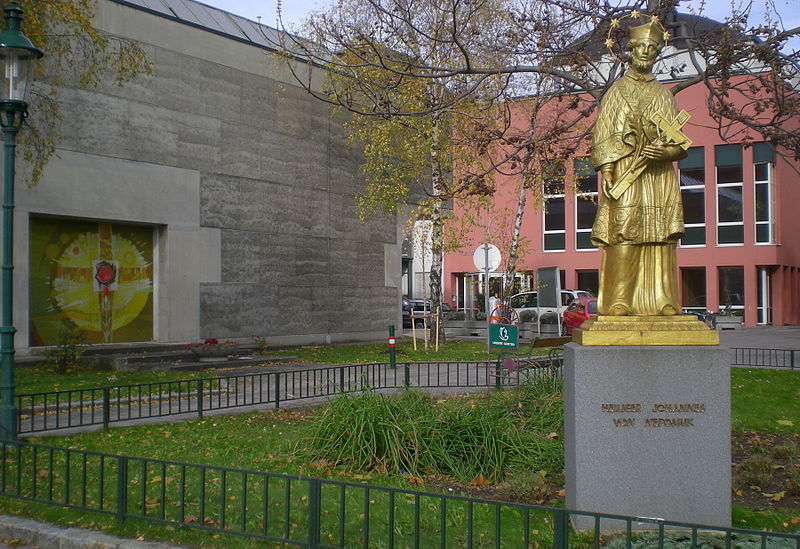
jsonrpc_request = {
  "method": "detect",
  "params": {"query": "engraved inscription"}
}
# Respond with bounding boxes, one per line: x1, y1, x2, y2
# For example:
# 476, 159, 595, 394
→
601, 403, 641, 413
600, 401, 706, 428
644, 418, 694, 427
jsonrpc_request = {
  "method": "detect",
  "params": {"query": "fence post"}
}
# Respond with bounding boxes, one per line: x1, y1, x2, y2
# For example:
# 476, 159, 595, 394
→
388, 325, 397, 370
274, 372, 281, 410
307, 478, 322, 549
791, 350, 796, 371
196, 380, 203, 419
116, 455, 127, 525
102, 388, 110, 430
404, 363, 410, 387
552, 508, 568, 549
495, 360, 502, 389
339, 366, 345, 392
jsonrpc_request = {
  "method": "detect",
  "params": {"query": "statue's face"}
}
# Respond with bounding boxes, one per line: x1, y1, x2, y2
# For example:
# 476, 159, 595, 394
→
629, 39, 659, 71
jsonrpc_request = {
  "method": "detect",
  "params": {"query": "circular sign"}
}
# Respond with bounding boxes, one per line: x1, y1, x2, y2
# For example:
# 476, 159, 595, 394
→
473, 244, 501, 272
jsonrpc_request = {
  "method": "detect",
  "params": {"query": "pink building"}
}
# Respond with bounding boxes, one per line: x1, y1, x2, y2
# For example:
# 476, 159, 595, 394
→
443, 82, 800, 327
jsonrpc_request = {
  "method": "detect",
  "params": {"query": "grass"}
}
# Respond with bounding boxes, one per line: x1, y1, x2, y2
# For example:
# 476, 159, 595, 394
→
2, 384, 568, 549
1, 357, 797, 547
15, 340, 497, 395
269, 339, 498, 364
731, 369, 800, 433
15, 365, 209, 396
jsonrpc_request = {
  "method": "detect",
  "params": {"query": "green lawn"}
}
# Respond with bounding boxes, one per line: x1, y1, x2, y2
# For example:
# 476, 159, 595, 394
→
16, 340, 497, 395
731, 368, 800, 433
2, 351, 797, 547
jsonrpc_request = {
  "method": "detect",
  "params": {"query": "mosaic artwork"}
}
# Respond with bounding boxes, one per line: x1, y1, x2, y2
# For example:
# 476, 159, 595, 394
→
29, 218, 153, 346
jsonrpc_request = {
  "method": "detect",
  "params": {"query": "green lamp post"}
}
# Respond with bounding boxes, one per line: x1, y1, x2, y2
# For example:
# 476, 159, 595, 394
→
0, 1, 43, 441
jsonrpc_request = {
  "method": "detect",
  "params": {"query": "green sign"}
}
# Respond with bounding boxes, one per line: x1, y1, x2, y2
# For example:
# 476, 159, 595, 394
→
489, 324, 518, 349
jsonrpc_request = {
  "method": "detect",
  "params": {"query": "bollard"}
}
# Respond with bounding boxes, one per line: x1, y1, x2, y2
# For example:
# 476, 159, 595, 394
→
388, 325, 397, 370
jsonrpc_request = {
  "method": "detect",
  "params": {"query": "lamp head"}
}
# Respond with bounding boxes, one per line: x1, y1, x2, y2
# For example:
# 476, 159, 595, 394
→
0, 1, 43, 104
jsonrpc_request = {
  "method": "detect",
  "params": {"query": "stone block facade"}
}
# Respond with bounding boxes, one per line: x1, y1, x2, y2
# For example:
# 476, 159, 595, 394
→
14, 0, 404, 351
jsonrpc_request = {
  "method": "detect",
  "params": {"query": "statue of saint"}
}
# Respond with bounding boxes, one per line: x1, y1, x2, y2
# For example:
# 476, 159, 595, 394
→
590, 20, 691, 316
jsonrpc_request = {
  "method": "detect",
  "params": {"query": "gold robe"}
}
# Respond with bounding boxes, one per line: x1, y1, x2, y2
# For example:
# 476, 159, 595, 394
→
590, 71, 685, 316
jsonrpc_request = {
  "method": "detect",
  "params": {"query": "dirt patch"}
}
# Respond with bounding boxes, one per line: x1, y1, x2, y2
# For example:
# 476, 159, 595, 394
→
732, 431, 800, 511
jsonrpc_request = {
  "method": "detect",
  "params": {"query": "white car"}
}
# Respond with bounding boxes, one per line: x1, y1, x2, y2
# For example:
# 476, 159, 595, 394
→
510, 289, 594, 317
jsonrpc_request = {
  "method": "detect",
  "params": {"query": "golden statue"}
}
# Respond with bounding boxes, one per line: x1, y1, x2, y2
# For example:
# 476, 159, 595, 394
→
576, 19, 718, 345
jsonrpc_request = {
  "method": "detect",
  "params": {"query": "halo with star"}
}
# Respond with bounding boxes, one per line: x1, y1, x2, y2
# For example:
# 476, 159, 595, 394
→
605, 12, 670, 64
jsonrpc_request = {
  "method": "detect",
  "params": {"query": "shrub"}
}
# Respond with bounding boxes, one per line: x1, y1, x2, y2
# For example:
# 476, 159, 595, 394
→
772, 443, 798, 460
497, 470, 550, 503
519, 310, 537, 323
444, 311, 465, 321
253, 336, 268, 354
539, 312, 558, 324
734, 454, 773, 490
43, 328, 86, 373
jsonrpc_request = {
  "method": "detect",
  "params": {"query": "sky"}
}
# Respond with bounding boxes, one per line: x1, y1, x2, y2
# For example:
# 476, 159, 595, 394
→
199, 0, 326, 29
201, 0, 798, 47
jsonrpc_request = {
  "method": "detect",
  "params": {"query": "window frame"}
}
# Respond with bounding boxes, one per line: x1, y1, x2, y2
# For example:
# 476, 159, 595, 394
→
715, 145, 744, 247
573, 158, 598, 251
754, 161, 773, 245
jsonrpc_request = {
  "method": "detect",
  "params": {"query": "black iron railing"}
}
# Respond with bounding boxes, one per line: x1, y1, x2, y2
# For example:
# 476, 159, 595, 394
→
732, 348, 797, 369
17, 360, 555, 435
1, 440, 796, 549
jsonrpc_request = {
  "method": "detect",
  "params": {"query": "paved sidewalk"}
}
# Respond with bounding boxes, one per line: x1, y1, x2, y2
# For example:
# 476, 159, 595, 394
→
717, 325, 800, 350
0, 514, 186, 548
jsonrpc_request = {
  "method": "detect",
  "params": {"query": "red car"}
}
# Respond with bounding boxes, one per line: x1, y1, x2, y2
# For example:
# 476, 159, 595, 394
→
562, 297, 598, 335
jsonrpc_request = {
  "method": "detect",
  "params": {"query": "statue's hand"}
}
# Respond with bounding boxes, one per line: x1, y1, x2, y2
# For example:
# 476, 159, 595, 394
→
643, 144, 682, 162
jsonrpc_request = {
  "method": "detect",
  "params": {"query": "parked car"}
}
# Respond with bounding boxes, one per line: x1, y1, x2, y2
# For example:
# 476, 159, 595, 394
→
562, 297, 598, 335
510, 289, 594, 317
402, 299, 451, 329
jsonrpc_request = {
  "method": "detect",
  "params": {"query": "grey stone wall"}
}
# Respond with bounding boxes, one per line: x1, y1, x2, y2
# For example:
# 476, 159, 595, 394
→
15, 0, 402, 349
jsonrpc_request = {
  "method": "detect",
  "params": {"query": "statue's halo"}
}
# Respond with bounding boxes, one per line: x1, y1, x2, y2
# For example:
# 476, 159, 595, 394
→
604, 12, 670, 64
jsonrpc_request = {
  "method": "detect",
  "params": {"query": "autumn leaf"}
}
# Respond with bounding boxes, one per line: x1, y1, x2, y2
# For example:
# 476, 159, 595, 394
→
470, 474, 490, 486
546, 432, 559, 439
776, 420, 794, 427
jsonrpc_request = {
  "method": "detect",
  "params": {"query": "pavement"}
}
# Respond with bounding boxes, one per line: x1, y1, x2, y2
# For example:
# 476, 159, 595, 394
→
2, 325, 798, 548
716, 324, 800, 350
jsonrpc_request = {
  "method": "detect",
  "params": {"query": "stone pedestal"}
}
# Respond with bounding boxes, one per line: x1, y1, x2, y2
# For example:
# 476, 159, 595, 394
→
564, 343, 730, 529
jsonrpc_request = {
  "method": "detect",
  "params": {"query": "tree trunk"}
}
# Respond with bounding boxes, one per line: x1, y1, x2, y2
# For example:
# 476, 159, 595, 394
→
502, 175, 528, 304
429, 113, 446, 344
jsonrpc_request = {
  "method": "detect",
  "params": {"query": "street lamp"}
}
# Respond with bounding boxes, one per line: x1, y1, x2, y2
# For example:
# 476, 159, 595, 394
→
0, 1, 43, 441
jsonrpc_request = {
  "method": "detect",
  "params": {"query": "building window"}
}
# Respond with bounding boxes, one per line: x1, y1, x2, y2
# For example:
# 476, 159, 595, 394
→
574, 158, 598, 250
681, 267, 706, 314
715, 144, 744, 245
757, 266, 772, 325
753, 142, 774, 244
679, 147, 705, 246
576, 270, 599, 295
718, 266, 744, 314
543, 162, 565, 251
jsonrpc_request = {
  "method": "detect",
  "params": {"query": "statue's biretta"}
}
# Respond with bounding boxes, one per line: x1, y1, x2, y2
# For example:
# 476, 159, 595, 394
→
629, 21, 664, 46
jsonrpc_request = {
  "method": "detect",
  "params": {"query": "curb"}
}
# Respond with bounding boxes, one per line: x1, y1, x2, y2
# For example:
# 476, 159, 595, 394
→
0, 515, 185, 548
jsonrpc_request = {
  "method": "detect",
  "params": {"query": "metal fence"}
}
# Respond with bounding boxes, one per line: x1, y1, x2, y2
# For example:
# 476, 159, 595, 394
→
0, 440, 796, 549
732, 348, 797, 369
16, 359, 559, 435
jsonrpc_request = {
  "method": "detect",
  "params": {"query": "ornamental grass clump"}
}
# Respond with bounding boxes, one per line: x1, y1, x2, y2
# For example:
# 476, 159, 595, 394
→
306, 378, 564, 484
